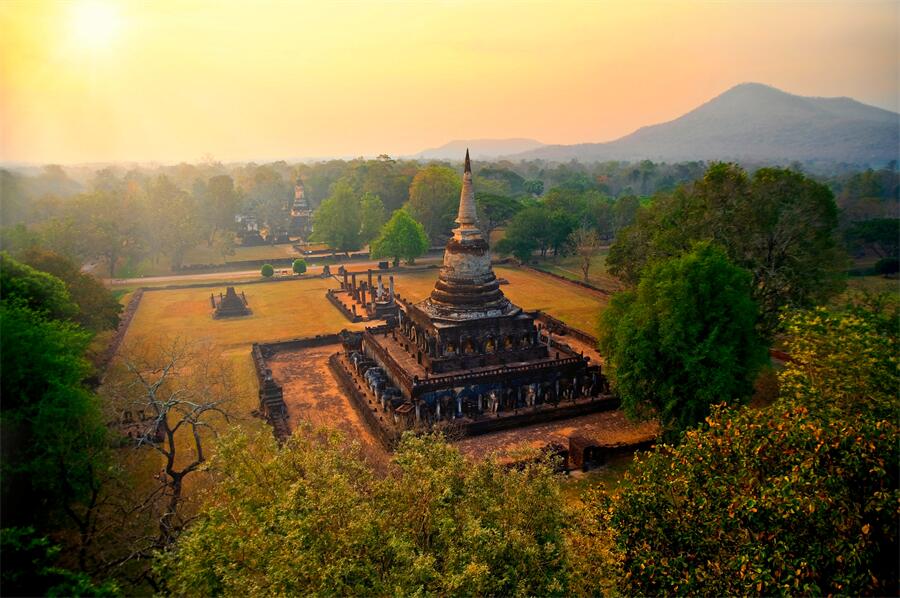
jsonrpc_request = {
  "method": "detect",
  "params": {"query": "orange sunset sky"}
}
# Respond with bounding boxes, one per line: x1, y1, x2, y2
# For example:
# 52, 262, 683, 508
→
1, 0, 897, 164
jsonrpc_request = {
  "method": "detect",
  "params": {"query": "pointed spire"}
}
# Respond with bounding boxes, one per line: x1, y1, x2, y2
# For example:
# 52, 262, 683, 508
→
455, 149, 478, 229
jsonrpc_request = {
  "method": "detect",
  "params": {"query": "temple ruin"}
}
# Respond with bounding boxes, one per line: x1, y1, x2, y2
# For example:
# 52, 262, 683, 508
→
332, 151, 610, 438
211, 286, 251, 318
327, 267, 399, 322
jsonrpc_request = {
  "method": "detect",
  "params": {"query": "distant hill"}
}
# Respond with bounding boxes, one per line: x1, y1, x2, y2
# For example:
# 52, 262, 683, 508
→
510, 83, 899, 165
415, 138, 544, 160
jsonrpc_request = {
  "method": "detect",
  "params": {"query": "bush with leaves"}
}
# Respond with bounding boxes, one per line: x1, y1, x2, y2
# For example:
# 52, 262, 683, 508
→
260, 263, 274, 278
599, 242, 767, 437
604, 302, 899, 595
291, 258, 307, 275
160, 429, 618, 596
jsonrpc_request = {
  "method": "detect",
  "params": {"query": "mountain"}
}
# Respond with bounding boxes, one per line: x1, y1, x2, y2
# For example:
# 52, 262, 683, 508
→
415, 138, 544, 160
511, 83, 899, 165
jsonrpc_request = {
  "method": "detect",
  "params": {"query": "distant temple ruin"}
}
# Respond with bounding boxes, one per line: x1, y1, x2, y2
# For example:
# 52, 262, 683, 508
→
334, 151, 606, 435
212, 287, 251, 318
289, 176, 312, 240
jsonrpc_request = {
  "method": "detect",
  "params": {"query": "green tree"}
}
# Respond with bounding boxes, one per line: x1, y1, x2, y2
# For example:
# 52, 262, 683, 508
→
261, 263, 274, 278
599, 243, 767, 436
845, 218, 900, 259
475, 192, 522, 243
292, 258, 307, 274
0, 252, 78, 321
358, 192, 387, 245
20, 248, 121, 331
608, 164, 846, 335
523, 179, 544, 196
160, 429, 613, 596
370, 209, 430, 266
494, 206, 544, 262
408, 165, 461, 241
311, 180, 363, 254
203, 175, 240, 246
0, 282, 110, 536
607, 301, 899, 595
605, 400, 898, 596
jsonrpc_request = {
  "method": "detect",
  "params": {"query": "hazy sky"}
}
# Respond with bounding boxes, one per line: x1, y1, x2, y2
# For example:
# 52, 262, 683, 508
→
1, 0, 897, 164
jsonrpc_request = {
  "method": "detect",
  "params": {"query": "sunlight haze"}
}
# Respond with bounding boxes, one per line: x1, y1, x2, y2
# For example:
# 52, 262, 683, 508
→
1, 0, 897, 163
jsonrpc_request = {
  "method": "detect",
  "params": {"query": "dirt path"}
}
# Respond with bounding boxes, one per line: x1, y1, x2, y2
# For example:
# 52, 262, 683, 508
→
266, 345, 390, 469
107, 257, 443, 287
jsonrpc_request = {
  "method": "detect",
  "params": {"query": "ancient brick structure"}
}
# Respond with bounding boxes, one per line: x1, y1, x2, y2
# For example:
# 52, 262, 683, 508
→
328, 268, 399, 322
212, 286, 251, 318
337, 151, 604, 434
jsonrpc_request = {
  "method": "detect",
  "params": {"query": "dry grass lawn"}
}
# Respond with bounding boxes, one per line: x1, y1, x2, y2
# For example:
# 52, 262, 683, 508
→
121, 266, 608, 430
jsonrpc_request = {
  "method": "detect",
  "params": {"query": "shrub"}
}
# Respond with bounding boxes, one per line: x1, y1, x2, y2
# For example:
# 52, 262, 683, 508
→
605, 402, 898, 596
260, 263, 274, 278
292, 258, 307, 275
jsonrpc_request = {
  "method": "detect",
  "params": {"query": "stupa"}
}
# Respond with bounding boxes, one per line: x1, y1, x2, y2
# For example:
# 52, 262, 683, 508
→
212, 287, 251, 318
338, 151, 604, 433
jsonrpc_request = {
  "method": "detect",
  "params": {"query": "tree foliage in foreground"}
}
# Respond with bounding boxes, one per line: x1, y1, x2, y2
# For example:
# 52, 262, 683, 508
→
599, 243, 767, 436
160, 430, 618, 596
19, 248, 121, 331
605, 303, 899, 595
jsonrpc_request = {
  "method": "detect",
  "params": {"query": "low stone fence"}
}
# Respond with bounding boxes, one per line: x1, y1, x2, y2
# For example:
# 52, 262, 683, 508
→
326, 289, 363, 322
97, 289, 145, 380
255, 333, 344, 357
524, 265, 612, 296
534, 311, 599, 348
464, 395, 619, 437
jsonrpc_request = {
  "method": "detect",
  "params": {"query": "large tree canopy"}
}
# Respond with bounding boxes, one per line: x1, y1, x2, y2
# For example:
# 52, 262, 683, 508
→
608, 163, 846, 335
370, 209, 430, 266
311, 180, 364, 253
599, 242, 767, 436
407, 165, 461, 241
605, 301, 899, 596
19, 248, 121, 331
161, 430, 613, 596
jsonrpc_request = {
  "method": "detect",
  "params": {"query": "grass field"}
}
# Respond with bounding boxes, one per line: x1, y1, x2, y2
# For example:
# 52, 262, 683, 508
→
530, 249, 624, 295
121, 265, 609, 414
111, 264, 613, 512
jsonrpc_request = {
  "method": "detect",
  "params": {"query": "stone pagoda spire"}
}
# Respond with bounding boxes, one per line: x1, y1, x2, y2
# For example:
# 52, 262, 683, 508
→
420, 150, 515, 321
454, 149, 479, 236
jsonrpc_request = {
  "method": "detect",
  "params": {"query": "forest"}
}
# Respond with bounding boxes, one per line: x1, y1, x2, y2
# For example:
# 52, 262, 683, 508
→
1, 156, 898, 595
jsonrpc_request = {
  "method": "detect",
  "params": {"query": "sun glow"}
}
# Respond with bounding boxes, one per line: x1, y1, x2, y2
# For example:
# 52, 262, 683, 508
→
68, 0, 122, 51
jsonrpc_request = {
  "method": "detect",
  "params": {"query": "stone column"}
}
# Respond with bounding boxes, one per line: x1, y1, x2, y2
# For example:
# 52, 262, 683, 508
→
351, 273, 357, 298
367, 269, 373, 292
342, 270, 348, 290
415, 402, 420, 424
456, 396, 462, 418
389, 275, 395, 300
361, 287, 367, 307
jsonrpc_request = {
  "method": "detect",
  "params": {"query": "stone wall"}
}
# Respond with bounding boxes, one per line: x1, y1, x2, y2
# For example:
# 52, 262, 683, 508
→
97, 288, 145, 381
328, 353, 400, 451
